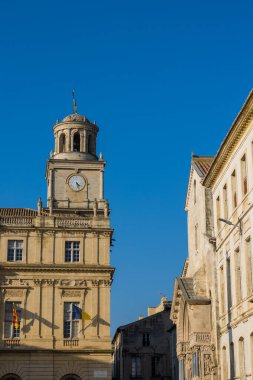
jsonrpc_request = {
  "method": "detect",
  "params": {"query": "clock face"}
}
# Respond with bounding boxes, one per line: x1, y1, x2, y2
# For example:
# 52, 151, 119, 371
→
68, 175, 85, 191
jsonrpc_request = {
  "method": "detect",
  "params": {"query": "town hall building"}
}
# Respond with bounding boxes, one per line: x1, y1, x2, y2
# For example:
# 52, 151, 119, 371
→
0, 105, 114, 379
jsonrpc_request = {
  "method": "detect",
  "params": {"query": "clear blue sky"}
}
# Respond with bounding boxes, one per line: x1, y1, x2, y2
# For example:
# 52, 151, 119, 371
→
0, 0, 253, 334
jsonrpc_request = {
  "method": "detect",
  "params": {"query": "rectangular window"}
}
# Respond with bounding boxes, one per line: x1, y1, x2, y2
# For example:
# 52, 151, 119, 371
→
143, 332, 150, 346
7, 240, 23, 262
192, 352, 199, 377
151, 356, 160, 377
223, 184, 228, 220
4, 302, 21, 339
241, 154, 248, 196
179, 359, 185, 380
65, 241, 80, 262
64, 302, 79, 338
231, 170, 237, 209
131, 356, 141, 378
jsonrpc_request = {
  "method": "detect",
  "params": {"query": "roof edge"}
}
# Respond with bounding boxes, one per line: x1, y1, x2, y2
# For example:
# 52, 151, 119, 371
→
203, 89, 253, 188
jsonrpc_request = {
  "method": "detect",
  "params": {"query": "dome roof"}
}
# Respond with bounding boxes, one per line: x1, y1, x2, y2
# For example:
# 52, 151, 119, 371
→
61, 113, 91, 123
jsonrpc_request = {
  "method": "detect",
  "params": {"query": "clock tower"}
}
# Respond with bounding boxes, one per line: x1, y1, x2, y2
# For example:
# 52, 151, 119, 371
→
0, 105, 114, 380
46, 112, 107, 214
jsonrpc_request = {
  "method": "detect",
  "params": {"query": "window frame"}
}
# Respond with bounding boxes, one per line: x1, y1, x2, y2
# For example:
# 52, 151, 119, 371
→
7, 240, 23, 262
65, 241, 80, 263
63, 302, 80, 339
131, 356, 141, 378
142, 332, 150, 347
151, 355, 161, 377
4, 302, 21, 339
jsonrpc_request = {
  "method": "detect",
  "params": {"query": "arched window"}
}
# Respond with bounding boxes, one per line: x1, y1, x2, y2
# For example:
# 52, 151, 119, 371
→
250, 333, 253, 376
0, 375, 22, 380
73, 132, 80, 152
59, 133, 66, 153
239, 337, 245, 379
230, 342, 235, 379
60, 375, 81, 380
222, 346, 228, 380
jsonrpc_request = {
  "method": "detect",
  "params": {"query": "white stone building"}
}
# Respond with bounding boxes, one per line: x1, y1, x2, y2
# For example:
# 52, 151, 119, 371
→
172, 89, 253, 379
203, 90, 253, 379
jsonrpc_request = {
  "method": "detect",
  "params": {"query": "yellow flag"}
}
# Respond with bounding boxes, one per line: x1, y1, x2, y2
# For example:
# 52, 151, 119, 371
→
82, 310, 91, 320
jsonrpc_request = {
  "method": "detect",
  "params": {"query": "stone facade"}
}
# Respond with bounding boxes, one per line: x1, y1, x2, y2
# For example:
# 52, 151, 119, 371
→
0, 110, 114, 379
203, 91, 253, 379
171, 156, 218, 380
112, 297, 178, 380
171, 89, 253, 379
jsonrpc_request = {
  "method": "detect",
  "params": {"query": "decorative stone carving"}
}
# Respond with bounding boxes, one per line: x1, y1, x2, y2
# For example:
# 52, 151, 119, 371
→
100, 279, 112, 287
62, 290, 81, 297
75, 280, 87, 286
204, 354, 213, 375
190, 332, 211, 346
0, 279, 12, 285
56, 218, 91, 228
5, 289, 23, 297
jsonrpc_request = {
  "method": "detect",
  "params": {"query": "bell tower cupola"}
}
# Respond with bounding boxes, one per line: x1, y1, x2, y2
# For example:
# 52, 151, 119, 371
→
53, 113, 99, 161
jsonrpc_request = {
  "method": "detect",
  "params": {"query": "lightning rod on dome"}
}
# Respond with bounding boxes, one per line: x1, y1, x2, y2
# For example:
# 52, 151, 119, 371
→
72, 89, 78, 114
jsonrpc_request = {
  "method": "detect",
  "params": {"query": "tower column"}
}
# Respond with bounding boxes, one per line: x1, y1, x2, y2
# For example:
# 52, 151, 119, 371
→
83, 130, 87, 152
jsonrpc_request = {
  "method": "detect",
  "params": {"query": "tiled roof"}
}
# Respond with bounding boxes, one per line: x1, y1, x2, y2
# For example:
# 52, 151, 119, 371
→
192, 156, 214, 177
0, 208, 44, 217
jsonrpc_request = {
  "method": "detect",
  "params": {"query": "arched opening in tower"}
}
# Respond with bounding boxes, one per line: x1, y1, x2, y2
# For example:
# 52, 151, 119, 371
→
73, 132, 80, 152
59, 133, 66, 153
88, 135, 92, 154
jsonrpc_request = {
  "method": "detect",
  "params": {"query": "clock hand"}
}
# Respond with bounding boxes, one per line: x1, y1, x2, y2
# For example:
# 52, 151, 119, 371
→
76, 182, 80, 187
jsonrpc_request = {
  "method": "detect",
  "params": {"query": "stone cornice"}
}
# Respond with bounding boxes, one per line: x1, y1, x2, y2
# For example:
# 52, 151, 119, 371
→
0, 226, 113, 234
0, 263, 115, 274
0, 348, 113, 354
185, 166, 194, 211
203, 89, 253, 188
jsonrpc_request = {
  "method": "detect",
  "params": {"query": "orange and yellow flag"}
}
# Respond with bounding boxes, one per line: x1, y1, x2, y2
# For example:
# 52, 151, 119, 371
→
12, 305, 19, 329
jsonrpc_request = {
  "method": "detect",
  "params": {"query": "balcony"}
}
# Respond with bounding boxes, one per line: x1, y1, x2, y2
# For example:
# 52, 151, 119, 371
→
4, 339, 20, 348
63, 339, 79, 347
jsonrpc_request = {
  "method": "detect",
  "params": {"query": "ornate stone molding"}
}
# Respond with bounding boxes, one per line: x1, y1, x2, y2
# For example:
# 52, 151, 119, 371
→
62, 290, 81, 298
2, 264, 115, 274
5, 289, 24, 297
190, 332, 211, 345
92, 280, 99, 287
